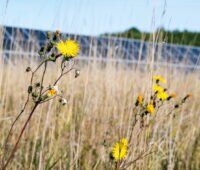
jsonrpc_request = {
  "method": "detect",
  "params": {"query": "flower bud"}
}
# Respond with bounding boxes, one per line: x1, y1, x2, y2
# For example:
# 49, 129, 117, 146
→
47, 31, 51, 39
49, 53, 56, 62
38, 46, 45, 56
35, 82, 40, 87
28, 86, 33, 93
26, 67, 31, 72
53, 30, 60, 41
167, 93, 176, 101
182, 94, 192, 103
32, 92, 38, 98
174, 104, 179, 108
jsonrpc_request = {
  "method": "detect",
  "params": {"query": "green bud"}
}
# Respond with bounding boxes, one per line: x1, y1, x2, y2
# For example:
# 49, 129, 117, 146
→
49, 55, 56, 62
32, 92, 38, 98
38, 46, 45, 56
35, 82, 40, 87
43, 95, 49, 101
53, 30, 60, 41
28, 86, 33, 93
39, 95, 49, 102
47, 32, 51, 39
46, 42, 54, 52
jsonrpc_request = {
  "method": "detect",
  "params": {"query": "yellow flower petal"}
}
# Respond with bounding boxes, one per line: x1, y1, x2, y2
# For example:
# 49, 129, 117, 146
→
146, 104, 155, 114
112, 138, 128, 160
157, 92, 169, 101
152, 85, 164, 93
56, 39, 80, 58
47, 89, 57, 97
137, 95, 143, 105
153, 76, 167, 84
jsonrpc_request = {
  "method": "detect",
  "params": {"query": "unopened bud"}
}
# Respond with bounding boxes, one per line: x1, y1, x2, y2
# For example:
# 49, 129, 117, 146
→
49, 53, 56, 62
167, 93, 176, 101
32, 92, 38, 98
174, 104, 179, 108
38, 46, 45, 56
47, 32, 51, 39
35, 82, 40, 87
53, 30, 60, 41
182, 94, 192, 102
26, 67, 31, 72
28, 86, 33, 93
56, 30, 60, 35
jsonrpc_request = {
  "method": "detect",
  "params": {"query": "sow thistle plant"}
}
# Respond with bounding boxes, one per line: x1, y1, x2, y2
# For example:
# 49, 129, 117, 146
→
0, 31, 80, 170
109, 75, 191, 170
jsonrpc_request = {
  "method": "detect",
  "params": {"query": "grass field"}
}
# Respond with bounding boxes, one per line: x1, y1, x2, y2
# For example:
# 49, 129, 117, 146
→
0, 49, 200, 170
0, 24, 199, 170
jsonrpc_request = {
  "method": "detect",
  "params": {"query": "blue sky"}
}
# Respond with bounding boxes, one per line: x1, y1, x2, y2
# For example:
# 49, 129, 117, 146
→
0, 0, 199, 35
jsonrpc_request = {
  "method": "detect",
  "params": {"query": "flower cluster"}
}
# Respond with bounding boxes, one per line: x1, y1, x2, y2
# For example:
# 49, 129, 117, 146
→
134, 75, 191, 124
109, 76, 191, 170
27, 31, 80, 104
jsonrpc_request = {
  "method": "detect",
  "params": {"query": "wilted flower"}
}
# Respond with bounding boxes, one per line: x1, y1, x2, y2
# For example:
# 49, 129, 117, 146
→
56, 39, 80, 58
112, 138, 128, 161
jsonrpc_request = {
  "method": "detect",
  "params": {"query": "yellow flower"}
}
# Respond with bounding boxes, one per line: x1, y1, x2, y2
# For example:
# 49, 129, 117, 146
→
157, 91, 169, 101
146, 104, 155, 113
152, 85, 164, 93
47, 86, 59, 97
56, 39, 80, 58
112, 138, 128, 160
120, 138, 128, 147
48, 89, 57, 97
153, 76, 166, 84
137, 95, 143, 105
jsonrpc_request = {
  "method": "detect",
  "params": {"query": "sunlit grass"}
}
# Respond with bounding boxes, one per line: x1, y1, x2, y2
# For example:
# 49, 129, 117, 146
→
0, 53, 200, 169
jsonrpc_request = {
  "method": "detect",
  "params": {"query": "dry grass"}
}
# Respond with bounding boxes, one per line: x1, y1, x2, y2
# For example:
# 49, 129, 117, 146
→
0, 52, 200, 170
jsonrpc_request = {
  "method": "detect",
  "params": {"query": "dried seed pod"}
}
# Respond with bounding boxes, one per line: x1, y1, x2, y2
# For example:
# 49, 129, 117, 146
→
75, 69, 80, 78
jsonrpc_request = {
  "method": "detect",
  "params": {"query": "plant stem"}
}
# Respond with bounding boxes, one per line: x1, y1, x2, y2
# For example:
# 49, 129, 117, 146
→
1, 94, 30, 165
1, 103, 39, 170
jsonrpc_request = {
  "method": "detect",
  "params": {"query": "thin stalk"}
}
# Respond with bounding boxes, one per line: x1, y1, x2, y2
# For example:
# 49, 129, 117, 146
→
1, 94, 30, 165
1, 103, 39, 170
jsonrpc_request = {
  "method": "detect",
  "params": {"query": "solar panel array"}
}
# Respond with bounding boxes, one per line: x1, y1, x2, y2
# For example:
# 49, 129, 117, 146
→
1, 26, 200, 69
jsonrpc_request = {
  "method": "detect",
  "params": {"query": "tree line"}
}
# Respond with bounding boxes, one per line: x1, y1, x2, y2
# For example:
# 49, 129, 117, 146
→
105, 27, 200, 47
